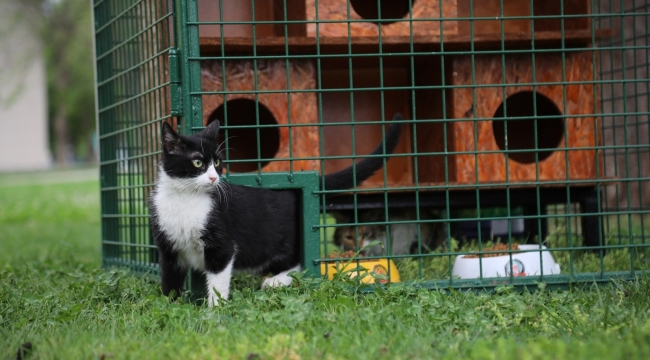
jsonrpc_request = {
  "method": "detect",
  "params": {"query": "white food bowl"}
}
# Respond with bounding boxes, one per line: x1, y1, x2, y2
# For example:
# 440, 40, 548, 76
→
452, 245, 561, 279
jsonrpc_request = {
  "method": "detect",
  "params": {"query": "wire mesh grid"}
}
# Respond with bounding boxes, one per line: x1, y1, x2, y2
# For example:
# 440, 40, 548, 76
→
95, 0, 650, 290
95, 0, 173, 276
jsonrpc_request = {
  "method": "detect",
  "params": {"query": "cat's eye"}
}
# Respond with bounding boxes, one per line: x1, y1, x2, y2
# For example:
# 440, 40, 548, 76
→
192, 159, 203, 168
214, 159, 221, 167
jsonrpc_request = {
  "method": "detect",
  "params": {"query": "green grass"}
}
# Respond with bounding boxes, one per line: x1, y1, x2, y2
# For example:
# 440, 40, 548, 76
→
2, 169, 650, 359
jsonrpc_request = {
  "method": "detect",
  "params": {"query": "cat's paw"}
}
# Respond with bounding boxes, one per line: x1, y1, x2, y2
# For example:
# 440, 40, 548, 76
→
207, 289, 228, 307
261, 265, 299, 289
261, 273, 293, 289
207, 292, 221, 307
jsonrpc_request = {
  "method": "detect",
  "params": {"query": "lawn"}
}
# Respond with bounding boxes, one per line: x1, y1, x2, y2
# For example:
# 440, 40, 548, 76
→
2, 168, 650, 359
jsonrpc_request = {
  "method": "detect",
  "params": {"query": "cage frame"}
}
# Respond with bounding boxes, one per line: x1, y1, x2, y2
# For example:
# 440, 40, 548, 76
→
94, 0, 650, 296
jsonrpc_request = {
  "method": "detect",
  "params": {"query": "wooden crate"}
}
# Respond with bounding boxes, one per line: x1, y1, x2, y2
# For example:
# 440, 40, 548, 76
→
457, 0, 590, 35
306, 0, 458, 37
446, 51, 601, 184
197, 0, 306, 38
201, 60, 318, 173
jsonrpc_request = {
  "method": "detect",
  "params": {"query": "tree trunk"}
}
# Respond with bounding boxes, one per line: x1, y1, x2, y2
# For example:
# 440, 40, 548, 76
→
53, 101, 69, 165
52, 69, 70, 165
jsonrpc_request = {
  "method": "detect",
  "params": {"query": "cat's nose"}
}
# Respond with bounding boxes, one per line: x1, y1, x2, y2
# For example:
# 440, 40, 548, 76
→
208, 176, 217, 183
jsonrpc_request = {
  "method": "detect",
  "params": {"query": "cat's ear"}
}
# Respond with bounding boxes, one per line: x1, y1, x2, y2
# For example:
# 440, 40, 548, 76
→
203, 120, 221, 140
329, 210, 351, 224
162, 122, 182, 154
360, 209, 383, 222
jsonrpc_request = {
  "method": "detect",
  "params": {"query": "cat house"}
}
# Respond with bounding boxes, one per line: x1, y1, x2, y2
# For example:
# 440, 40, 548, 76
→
195, 0, 604, 247
305, 0, 458, 37
444, 51, 601, 184
200, 60, 319, 174
199, 59, 414, 188
456, 0, 591, 35
196, 0, 600, 188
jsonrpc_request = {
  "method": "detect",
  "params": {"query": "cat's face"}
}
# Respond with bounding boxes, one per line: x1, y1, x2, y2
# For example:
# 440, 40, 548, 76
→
160, 121, 224, 192
335, 225, 384, 255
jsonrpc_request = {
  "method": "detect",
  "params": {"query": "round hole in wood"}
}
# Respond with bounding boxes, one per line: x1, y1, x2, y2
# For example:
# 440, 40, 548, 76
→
208, 99, 280, 172
492, 91, 564, 164
349, 0, 416, 25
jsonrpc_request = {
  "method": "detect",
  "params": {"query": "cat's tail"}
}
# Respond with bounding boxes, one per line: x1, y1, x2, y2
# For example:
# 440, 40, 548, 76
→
323, 113, 403, 190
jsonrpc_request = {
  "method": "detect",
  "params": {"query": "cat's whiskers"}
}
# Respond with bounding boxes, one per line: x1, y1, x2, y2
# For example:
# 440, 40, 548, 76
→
221, 185, 229, 208
220, 181, 232, 209
214, 138, 235, 166
192, 183, 204, 197
214, 183, 223, 204
213, 182, 222, 203
213, 181, 230, 208
166, 177, 210, 196
216, 147, 234, 159
216, 136, 235, 156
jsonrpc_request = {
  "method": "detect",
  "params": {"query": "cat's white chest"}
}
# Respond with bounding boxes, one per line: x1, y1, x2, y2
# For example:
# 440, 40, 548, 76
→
153, 189, 213, 270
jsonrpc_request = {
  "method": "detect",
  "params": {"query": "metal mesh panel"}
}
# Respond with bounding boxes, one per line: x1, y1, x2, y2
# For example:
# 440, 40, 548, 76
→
597, 0, 650, 257
94, 0, 173, 276
95, 0, 650, 289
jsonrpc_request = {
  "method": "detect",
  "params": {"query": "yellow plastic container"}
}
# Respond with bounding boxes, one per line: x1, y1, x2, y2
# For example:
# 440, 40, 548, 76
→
320, 258, 401, 284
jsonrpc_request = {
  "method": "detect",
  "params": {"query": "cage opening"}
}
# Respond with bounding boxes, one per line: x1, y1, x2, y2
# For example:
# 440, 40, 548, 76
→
208, 99, 280, 173
349, 0, 415, 25
492, 91, 564, 164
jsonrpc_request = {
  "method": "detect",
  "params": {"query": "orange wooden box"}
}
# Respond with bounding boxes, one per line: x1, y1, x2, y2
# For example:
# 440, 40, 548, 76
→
457, 0, 591, 35
201, 60, 320, 174
200, 59, 413, 189
447, 51, 601, 184
305, 0, 458, 37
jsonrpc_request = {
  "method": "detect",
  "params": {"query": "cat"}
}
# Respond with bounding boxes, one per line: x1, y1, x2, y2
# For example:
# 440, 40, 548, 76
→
332, 208, 446, 256
149, 114, 403, 306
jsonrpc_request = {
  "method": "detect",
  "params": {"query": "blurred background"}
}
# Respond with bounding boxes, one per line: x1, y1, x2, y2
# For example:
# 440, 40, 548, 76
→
0, 0, 95, 171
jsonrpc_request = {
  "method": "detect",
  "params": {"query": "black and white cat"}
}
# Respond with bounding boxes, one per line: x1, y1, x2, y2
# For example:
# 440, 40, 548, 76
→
149, 114, 403, 306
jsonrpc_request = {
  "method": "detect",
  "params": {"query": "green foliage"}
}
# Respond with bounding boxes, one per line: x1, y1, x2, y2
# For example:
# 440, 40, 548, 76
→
43, 0, 95, 161
2, 171, 650, 359
1, 0, 96, 162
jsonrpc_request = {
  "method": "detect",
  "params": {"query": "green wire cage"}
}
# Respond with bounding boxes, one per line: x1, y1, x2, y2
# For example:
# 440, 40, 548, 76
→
94, 0, 650, 292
